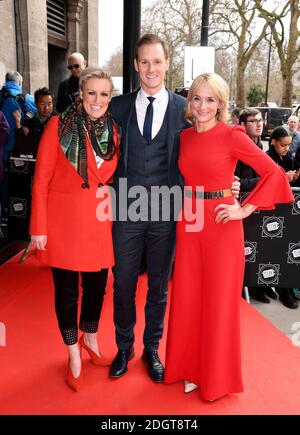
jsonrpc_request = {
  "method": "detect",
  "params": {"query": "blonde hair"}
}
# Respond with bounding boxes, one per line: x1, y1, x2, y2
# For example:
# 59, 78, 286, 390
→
185, 72, 229, 125
79, 67, 113, 93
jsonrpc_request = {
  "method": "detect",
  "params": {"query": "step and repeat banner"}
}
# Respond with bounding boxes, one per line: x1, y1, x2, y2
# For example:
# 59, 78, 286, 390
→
8, 157, 35, 241
243, 189, 300, 288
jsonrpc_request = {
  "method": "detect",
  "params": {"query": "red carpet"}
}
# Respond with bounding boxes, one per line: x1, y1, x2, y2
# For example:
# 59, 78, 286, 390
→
0, 253, 300, 415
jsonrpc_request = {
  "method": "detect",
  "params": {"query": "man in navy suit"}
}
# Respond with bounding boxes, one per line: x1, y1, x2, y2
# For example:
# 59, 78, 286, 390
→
109, 34, 240, 383
109, 34, 187, 382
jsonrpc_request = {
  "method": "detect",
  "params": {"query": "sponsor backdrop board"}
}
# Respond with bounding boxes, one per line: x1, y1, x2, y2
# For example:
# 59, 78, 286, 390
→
8, 157, 35, 241
243, 189, 300, 288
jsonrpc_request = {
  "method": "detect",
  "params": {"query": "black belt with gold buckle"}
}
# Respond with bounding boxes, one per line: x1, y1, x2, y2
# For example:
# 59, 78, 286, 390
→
184, 188, 232, 199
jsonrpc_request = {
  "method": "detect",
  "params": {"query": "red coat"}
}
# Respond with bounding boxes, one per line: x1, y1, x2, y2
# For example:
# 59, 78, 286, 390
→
30, 115, 119, 271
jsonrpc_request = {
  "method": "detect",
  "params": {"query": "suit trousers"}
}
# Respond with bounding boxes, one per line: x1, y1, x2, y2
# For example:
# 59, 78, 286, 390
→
51, 267, 108, 345
112, 220, 176, 351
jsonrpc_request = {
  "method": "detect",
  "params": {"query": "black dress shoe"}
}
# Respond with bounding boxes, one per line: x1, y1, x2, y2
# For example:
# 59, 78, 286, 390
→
264, 287, 278, 300
279, 288, 299, 309
109, 347, 135, 378
142, 350, 164, 383
251, 288, 270, 303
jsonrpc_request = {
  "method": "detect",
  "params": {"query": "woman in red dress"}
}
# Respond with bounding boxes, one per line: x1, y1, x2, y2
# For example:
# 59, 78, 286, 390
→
164, 73, 293, 401
30, 68, 119, 391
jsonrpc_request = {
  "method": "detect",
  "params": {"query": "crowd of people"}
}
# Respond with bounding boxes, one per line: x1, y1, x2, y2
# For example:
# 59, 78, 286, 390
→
0, 33, 297, 401
0, 53, 89, 239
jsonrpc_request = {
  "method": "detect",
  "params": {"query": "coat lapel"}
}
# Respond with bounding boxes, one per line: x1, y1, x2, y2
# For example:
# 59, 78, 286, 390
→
166, 90, 177, 167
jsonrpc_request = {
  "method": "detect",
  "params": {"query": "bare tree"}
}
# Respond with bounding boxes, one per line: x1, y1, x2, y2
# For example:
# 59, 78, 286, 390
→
141, 0, 292, 107
142, 0, 206, 88
245, 40, 283, 106
214, 48, 237, 103
103, 47, 123, 77
255, 0, 300, 106
210, 0, 268, 107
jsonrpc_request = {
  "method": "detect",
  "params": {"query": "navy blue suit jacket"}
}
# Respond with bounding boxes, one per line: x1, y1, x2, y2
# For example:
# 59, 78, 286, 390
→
110, 88, 188, 188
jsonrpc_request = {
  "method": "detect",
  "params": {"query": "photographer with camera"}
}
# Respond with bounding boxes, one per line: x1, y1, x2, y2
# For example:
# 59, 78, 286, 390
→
12, 87, 55, 159
0, 71, 36, 229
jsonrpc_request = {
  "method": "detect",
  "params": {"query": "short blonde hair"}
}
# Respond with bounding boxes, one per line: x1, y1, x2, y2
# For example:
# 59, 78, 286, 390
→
79, 67, 113, 93
185, 72, 229, 125
288, 115, 299, 123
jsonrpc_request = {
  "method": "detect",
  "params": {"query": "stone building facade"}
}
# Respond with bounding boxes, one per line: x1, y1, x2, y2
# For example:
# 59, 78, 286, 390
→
0, 0, 98, 98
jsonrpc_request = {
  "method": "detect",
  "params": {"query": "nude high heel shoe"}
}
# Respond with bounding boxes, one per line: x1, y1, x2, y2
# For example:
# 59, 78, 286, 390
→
184, 380, 198, 393
79, 335, 110, 367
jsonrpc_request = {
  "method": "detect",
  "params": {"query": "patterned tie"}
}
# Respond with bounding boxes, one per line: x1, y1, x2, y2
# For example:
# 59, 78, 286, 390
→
143, 96, 155, 143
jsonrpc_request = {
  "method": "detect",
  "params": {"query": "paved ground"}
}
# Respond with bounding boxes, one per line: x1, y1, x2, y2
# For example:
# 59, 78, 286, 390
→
250, 292, 300, 344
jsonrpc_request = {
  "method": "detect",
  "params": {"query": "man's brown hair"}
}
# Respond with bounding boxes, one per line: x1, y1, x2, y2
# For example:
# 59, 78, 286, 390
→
134, 34, 169, 60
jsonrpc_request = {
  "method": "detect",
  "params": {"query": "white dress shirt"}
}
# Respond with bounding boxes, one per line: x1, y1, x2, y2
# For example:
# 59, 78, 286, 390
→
135, 87, 169, 140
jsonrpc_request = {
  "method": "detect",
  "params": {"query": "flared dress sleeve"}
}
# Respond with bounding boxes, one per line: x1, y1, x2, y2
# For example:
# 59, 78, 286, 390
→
230, 126, 294, 210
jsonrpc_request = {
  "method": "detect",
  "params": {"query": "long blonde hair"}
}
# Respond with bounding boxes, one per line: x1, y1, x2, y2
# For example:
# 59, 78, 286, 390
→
185, 72, 229, 125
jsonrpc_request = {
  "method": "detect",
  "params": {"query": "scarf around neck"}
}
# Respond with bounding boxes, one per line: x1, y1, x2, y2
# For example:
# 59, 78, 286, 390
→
58, 102, 118, 187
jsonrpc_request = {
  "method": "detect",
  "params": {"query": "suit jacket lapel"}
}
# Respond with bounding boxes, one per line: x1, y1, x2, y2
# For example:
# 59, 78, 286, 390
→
123, 88, 177, 172
166, 90, 177, 167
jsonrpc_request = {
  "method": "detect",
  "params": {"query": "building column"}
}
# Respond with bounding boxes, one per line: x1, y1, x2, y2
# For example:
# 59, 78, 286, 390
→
15, 0, 48, 94
78, 0, 98, 66
86, 0, 98, 66
0, 0, 17, 85
67, 0, 84, 54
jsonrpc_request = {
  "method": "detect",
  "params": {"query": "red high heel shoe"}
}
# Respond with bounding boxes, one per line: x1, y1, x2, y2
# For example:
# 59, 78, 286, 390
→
66, 359, 82, 392
79, 335, 111, 367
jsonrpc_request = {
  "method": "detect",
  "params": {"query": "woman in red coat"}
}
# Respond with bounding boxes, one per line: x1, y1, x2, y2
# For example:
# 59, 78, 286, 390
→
30, 68, 119, 391
164, 73, 294, 401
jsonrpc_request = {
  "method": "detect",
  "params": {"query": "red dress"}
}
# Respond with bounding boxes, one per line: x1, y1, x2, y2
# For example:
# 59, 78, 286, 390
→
164, 123, 294, 401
